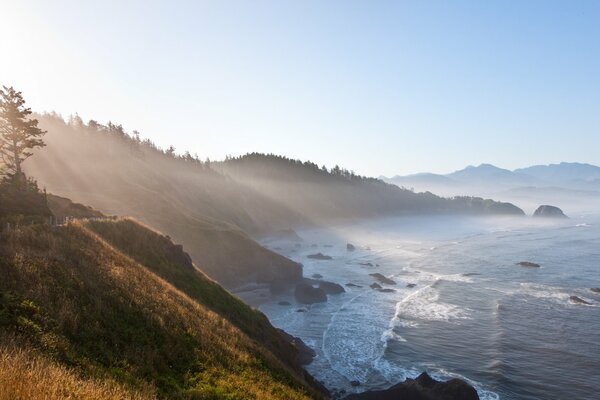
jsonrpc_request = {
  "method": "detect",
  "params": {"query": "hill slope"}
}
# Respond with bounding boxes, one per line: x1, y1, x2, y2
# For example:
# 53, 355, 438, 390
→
0, 219, 324, 399
216, 154, 524, 219
24, 114, 303, 288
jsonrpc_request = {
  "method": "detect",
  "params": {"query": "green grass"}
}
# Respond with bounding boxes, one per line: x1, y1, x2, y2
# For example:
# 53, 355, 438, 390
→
0, 220, 324, 399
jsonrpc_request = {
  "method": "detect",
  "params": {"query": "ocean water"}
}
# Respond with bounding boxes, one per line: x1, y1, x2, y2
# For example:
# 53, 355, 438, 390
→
259, 215, 600, 400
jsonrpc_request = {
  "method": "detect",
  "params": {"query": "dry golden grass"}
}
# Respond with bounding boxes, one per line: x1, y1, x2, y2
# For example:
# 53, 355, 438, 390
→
0, 221, 323, 399
0, 338, 155, 400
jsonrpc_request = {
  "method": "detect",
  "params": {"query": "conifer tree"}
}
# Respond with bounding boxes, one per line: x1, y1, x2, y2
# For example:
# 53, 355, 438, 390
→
0, 86, 46, 181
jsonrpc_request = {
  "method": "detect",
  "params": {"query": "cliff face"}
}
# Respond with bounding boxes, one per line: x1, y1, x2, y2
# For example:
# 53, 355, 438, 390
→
0, 219, 325, 399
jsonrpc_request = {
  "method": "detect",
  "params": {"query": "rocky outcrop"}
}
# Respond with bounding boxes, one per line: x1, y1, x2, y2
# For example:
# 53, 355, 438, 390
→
570, 296, 591, 305
591, 288, 600, 294
516, 261, 541, 268
344, 372, 479, 400
295, 282, 327, 304
369, 273, 396, 285
533, 205, 567, 218
370, 283, 382, 289
347, 243, 356, 251
307, 252, 333, 260
277, 329, 316, 365
318, 281, 345, 294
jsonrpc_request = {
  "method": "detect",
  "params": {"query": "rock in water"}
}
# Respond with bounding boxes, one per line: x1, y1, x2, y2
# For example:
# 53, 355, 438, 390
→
295, 282, 327, 304
318, 281, 345, 294
533, 205, 568, 218
370, 283, 382, 289
343, 372, 479, 400
307, 252, 333, 260
516, 261, 541, 268
347, 243, 356, 251
570, 295, 591, 305
591, 288, 600, 294
369, 273, 397, 285
311, 273, 323, 279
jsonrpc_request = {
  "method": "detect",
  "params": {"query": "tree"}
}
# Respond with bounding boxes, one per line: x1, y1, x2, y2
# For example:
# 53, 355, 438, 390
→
0, 86, 46, 180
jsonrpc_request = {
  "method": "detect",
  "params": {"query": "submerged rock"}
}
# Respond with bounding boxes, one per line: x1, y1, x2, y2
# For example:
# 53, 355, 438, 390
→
369, 273, 396, 285
533, 205, 568, 218
278, 301, 291, 306
516, 261, 541, 268
311, 273, 323, 279
295, 282, 327, 304
347, 243, 356, 251
370, 283, 382, 290
406, 283, 417, 288
359, 262, 374, 267
378, 288, 396, 293
346, 283, 362, 288
591, 287, 600, 294
343, 372, 479, 400
570, 295, 591, 305
318, 281, 345, 294
307, 252, 333, 260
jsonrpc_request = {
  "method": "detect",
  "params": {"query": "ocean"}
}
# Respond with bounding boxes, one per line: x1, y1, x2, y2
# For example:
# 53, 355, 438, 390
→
259, 214, 600, 400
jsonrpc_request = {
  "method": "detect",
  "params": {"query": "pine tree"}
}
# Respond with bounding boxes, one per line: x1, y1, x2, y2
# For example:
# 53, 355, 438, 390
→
0, 86, 46, 182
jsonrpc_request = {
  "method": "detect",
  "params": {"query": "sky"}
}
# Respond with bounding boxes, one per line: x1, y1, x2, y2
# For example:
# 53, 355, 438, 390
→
1, 0, 599, 177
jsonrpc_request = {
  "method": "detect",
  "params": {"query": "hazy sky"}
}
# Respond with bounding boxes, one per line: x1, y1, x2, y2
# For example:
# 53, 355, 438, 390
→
2, 1, 599, 176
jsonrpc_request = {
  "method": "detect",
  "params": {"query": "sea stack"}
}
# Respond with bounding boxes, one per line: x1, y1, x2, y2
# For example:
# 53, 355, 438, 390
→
533, 205, 567, 218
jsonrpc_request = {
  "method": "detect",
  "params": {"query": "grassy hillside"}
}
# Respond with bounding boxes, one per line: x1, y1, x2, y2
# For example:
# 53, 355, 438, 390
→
0, 219, 324, 399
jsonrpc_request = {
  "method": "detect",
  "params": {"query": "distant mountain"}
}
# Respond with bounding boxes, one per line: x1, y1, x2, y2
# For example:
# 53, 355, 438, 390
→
515, 162, 600, 184
385, 162, 600, 214
448, 164, 536, 186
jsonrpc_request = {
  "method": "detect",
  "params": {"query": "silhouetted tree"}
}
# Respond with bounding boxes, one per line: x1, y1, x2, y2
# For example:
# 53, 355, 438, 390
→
0, 86, 46, 183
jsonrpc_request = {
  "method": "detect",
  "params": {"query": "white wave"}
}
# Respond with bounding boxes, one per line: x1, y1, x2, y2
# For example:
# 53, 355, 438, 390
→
392, 286, 471, 324
518, 282, 571, 302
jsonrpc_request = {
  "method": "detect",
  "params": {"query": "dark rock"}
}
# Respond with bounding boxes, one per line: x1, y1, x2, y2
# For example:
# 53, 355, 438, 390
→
378, 288, 396, 293
346, 283, 362, 288
516, 261, 541, 268
278, 301, 291, 306
591, 287, 600, 294
350, 380, 361, 387
359, 262, 374, 267
533, 205, 568, 218
369, 273, 396, 285
318, 281, 345, 294
307, 252, 333, 260
370, 283, 382, 289
277, 329, 316, 365
406, 283, 417, 288
296, 308, 307, 312
347, 243, 356, 251
570, 295, 591, 305
343, 372, 479, 400
312, 273, 323, 279
295, 282, 327, 304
